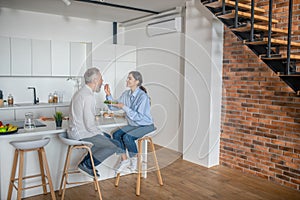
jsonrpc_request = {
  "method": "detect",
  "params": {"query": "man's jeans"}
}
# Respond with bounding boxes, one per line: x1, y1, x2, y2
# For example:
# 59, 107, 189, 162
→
80, 132, 119, 169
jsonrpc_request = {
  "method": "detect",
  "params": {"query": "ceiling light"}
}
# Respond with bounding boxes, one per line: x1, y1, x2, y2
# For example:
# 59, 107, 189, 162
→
62, 0, 71, 6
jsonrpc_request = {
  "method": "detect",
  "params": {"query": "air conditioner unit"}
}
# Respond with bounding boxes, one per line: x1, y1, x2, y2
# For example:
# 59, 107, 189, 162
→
146, 17, 182, 36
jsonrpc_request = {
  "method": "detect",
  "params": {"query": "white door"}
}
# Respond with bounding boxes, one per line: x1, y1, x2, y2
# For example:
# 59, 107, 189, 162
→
115, 62, 136, 97
116, 45, 136, 62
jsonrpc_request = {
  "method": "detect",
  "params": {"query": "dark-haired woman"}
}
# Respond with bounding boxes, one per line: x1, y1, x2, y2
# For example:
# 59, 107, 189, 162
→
104, 71, 155, 173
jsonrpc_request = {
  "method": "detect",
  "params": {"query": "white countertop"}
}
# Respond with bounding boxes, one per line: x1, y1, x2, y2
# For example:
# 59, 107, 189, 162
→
0, 116, 127, 139
0, 102, 70, 110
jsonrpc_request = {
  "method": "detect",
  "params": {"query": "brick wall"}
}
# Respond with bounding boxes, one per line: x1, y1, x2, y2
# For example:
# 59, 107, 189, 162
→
220, 0, 300, 190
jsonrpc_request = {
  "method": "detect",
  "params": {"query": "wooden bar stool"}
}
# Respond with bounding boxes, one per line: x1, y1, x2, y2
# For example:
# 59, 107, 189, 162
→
7, 138, 56, 200
115, 130, 163, 196
58, 133, 102, 200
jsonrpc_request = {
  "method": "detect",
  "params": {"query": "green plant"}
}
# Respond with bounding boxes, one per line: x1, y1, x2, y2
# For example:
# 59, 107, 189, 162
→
54, 111, 63, 121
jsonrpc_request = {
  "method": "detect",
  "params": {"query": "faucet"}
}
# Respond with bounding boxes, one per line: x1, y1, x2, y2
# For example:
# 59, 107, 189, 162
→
28, 87, 38, 104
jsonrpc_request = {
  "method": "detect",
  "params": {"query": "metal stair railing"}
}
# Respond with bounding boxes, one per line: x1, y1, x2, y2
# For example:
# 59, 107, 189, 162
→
234, 0, 239, 28
286, 0, 293, 75
250, 0, 255, 42
267, 0, 273, 58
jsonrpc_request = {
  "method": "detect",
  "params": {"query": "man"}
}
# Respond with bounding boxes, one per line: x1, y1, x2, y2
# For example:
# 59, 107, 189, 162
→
68, 67, 121, 177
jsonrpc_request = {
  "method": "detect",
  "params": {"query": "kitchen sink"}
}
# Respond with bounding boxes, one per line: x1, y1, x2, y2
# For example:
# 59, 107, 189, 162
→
14, 102, 50, 107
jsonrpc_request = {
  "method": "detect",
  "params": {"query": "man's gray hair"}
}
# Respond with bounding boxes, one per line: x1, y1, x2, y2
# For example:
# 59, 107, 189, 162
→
84, 67, 100, 84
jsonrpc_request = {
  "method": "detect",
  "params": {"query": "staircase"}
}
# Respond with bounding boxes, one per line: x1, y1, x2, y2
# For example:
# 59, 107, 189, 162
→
201, 0, 300, 95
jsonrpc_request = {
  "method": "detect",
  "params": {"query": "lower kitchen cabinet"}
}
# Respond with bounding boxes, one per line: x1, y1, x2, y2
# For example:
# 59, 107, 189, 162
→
0, 110, 14, 121
15, 107, 55, 121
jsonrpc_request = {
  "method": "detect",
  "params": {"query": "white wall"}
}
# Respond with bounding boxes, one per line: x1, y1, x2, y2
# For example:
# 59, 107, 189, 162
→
123, 23, 185, 153
0, 7, 114, 104
183, 1, 223, 167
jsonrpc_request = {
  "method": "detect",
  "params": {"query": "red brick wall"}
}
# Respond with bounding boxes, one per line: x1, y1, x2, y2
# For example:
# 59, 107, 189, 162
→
220, 0, 300, 190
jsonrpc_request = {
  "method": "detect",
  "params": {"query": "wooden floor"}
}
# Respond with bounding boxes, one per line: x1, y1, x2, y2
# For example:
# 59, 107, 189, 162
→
25, 147, 300, 200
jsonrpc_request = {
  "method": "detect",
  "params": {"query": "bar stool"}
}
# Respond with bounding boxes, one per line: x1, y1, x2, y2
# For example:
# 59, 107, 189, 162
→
7, 138, 56, 200
58, 133, 102, 200
115, 130, 163, 196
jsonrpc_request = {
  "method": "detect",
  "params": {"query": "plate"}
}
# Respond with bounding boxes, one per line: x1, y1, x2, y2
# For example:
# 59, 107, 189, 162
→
104, 116, 113, 119
0, 128, 19, 135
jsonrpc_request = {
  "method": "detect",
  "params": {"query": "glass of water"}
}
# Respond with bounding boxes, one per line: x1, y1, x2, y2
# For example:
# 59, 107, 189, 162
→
24, 112, 36, 130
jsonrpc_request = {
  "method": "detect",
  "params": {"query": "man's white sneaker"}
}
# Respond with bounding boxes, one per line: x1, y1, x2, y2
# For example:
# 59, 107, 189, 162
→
129, 157, 138, 172
116, 159, 130, 173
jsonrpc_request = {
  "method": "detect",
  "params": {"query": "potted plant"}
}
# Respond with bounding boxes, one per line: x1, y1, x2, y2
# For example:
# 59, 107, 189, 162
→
54, 111, 63, 128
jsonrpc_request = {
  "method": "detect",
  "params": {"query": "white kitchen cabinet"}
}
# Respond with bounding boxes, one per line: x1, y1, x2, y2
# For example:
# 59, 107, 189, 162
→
32, 39, 51, 76
92, 44, 115, 61
15, 107, 55, 121
51, 40, 70, 76
11, 38, 32, 76
0, 110, 15, 121
0, 36, 11, 76
116, 45, 136, 62
115, 62, 136, 97
70, 42, 87, 77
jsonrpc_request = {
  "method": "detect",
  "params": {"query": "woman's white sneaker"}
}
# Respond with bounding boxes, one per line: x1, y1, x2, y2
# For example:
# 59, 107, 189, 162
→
116, 159, 130, 173
130, 157, 138, 172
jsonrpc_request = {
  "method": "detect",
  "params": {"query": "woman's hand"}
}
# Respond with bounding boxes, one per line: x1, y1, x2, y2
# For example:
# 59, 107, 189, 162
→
110, 103, 124, 109
104, 84, 111, 96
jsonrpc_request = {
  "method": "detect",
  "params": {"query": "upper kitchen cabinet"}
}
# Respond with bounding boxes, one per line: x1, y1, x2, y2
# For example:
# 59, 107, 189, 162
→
32, 39, 51, 76
0, 36, 10, 76
116, 45, 136, 62
70, 42, 92, 77
11, 38, 31, 76
51, 40, 70, 76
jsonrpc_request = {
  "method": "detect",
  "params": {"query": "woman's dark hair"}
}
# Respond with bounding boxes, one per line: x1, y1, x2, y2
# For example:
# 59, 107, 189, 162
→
129, 71, 147, 94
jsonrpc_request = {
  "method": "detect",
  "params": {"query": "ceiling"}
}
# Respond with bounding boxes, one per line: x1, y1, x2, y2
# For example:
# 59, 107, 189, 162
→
0, 0, 188, 23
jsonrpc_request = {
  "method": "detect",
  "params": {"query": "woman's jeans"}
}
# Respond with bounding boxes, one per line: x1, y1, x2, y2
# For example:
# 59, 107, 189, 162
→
112, 124, 155, 158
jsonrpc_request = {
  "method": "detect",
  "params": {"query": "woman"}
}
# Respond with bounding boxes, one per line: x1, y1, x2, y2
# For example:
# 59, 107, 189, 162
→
104, 71, 155, 172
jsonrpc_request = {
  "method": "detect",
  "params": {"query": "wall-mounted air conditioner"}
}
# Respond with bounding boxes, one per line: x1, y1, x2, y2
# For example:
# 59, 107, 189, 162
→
146, 17, 182, 36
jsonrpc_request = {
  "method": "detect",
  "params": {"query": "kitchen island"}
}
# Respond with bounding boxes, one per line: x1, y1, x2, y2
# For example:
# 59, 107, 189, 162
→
0, 117, 127, 199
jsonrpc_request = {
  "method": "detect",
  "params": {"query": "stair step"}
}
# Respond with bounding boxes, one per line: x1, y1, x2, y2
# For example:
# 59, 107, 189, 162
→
278, 75, 300, 95
261, 54, 300, 60
205, 0, 265, 13
244, 38, 300, 47
279, 74, 300, 77
231, 24, 289, 35
202, 0, 251, 4
218, 10, 279, 24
